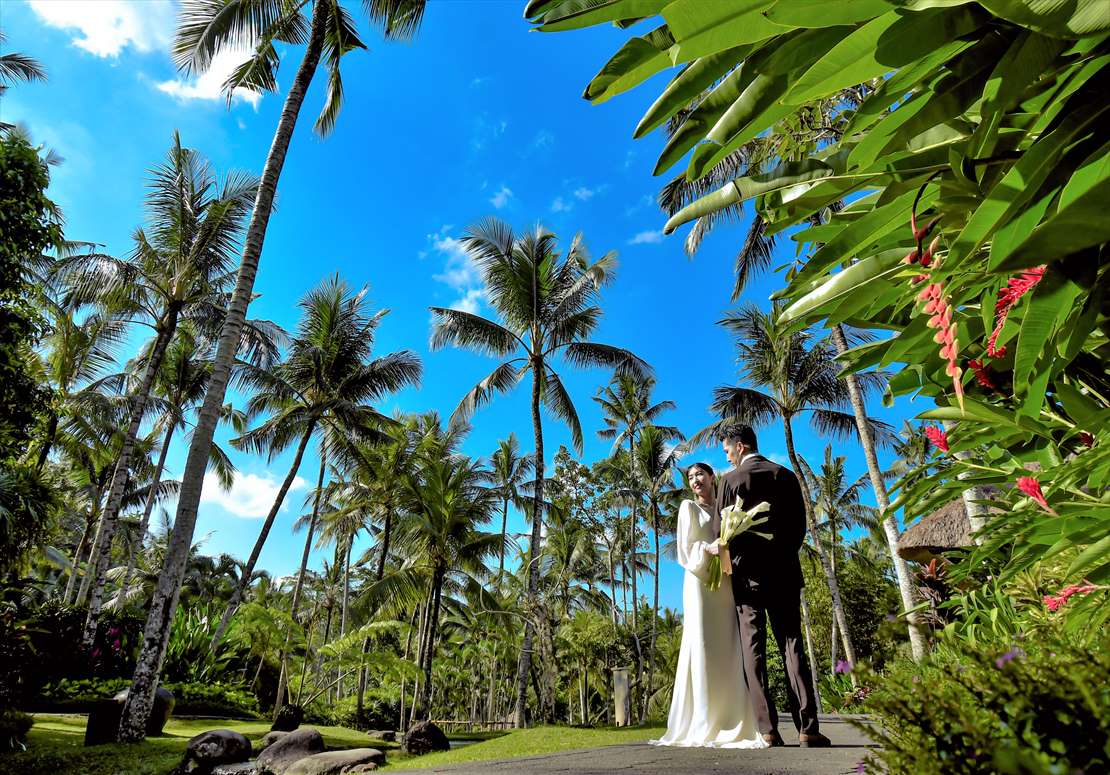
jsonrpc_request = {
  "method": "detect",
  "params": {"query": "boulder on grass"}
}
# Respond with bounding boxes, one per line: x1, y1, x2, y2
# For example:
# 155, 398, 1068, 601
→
365, 730, 395, 743
271, 704, 304, 733
211, 765, 258, 775
341, 765, 378, 774
259, 730, 290, 751
112, 687, 176, 736
256, 727, 325, 775
402, 721, 449, 756
174, 729, 252, 774
284, 749, 385, 775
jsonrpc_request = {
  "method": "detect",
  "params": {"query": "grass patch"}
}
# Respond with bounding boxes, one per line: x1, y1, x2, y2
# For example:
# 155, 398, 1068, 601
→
383, 725, 665, 770
2, 714, 392, 775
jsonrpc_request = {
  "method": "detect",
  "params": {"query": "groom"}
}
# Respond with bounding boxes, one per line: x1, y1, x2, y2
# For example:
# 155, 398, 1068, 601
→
716, 424, 830, 748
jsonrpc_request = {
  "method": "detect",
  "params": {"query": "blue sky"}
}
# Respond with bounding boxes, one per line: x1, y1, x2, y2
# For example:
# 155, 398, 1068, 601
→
6, 1, 927, 611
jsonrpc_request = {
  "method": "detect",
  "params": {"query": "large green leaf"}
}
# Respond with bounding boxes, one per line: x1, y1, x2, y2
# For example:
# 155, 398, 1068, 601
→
584, 24, 676, 104
653, 64, 752, 175
537, 0, 669, 32
764, 0, 891, 26
662, 0, 786, 62
785, 5, 987, 104
779, 249, 908, 325
634, 46, 750, 138
977, 0, 1110, 38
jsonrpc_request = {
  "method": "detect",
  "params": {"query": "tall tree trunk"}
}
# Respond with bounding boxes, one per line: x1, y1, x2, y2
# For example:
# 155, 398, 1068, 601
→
211, 424, 315, 650
336, 537, 352, 700
418, 565, 444, 717
358, 496, 395, 720
124, 421, 176, 591
800, 590, 822, 713
64, 507, 96, 605
643, 502, 660, 723
831, 325, 927, 660
117, 2, 328, 742
498, 496, 509, 579
606, 539, 617, 627
35, 411, 59, 471
82, 313, 178, 643
829, 544, 838, 671
274, 451, 327, 720
513, 363, 544, 729
486, 645, 498, 725
627, 438, 643, 713
782, 416, 857, 667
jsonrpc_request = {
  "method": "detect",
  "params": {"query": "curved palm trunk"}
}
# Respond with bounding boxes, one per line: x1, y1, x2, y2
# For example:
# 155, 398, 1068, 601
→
799, 590, 822, 713
124, 421, 176, 591
642, 501, 660, 723
831, 325, 927, 660
83, 312, 178, 643
498, 496, 509, 579
358, 493, 395, 718
117, 2, 327, 743
336, 537, 352, 700
417, 564, 445, 717
627, 439, 644, 709
513, 365, 544, 728
64, 503, 97, 605
782, 417, 857, 668
211, 424, 315, 651
275, 453, 327, 720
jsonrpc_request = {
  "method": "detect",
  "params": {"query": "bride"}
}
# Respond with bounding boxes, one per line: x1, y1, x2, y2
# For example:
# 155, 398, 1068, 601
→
651, 462, 767, 749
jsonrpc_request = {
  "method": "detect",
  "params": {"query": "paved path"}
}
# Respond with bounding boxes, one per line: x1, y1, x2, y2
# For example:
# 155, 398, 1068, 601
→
390, 716, 874, 775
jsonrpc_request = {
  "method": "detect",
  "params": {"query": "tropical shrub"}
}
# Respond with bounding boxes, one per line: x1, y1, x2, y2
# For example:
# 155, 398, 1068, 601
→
0, 708, 33, 751
855, 630, 1110, 775
162, 602, 249, 684
37, 677, 260, 717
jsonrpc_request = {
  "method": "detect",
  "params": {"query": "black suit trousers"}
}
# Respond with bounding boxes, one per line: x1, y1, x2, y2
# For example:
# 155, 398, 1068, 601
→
736, 587, 820, 736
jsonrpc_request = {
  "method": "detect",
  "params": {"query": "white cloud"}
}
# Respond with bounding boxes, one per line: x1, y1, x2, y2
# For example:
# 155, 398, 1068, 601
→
551, 196, 572, 213
28, 0, 174, 57
573, 186, 596, 201
427, 228, 489, 315
530, 130, 555, 152
156, 46, 263, 108
200, 471, 306, 519
490, 185, 513, 209
628, 230, 664, 245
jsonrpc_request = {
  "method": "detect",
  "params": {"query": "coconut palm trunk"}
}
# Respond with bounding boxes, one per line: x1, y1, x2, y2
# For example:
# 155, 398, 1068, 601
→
211, 424, 315, 650
274, 452, 327, 719
799, 590, 822, 713
82, 310, 177, 643
781, 417, 857, 668
514, 365, 545, 728
830, 325, 927, 660
417, 564, 445, 716
123, 421, 175, 590
643, 503, 660, 723
118, 3, 328, 742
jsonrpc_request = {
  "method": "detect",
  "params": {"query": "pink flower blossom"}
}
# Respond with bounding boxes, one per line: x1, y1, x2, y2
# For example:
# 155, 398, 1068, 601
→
1044, 583, 1098, 612
1016, 476, 1054, 514
924, 426, 949, 453
968, 359, 997, 391
835, 659, 852, 674
987, 267, 1045, 357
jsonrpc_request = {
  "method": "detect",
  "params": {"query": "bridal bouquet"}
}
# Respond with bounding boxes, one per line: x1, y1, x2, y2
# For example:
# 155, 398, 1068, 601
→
705, 499, 773, 592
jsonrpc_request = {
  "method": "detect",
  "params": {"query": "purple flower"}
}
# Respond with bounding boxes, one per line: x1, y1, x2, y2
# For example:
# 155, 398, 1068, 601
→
855, 762, 866, 774
112, 639, 122, 650
885, 613, 897, 622
835, 659, 852, 674
995, 647, 1024, 668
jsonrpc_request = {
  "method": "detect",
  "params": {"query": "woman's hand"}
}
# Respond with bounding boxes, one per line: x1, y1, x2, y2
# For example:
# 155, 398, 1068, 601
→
706, 542, 720, 556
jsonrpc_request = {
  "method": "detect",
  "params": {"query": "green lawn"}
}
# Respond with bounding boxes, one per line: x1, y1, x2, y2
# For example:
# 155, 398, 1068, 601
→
381, 725, 666, 770
4, 714, 394, 775
2, 715, 663, 775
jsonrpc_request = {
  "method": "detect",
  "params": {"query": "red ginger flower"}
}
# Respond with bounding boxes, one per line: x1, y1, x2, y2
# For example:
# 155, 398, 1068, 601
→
924, 425, 949, 452
968, 358, 997, 390
1017, 476, 1055, 514
1044, 583, 1099, 612
1079, 431, 1094, 448
917, 282, 964, 408
987, 267, 1046, 357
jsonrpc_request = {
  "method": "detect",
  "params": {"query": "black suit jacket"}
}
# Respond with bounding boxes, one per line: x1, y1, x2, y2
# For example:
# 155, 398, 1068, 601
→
716, 455, 807, 603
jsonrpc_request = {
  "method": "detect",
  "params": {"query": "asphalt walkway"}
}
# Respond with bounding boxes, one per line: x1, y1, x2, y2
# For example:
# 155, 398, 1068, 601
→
390, 715, 874, 774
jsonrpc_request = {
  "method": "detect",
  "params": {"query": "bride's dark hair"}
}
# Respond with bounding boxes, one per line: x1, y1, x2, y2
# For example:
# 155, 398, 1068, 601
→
685, 462, 715, 481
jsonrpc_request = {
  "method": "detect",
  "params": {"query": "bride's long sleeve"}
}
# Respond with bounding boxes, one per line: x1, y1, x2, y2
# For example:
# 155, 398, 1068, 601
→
676, 501, 714, 582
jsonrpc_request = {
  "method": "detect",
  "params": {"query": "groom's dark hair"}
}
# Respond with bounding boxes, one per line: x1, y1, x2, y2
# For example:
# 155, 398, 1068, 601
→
719, 423, 758, 451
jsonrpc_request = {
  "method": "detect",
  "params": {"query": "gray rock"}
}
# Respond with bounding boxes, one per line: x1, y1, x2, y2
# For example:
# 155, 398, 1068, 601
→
211, 764, 259, 775
283, 749, 386, 775
402, 721, 449, 756
365, 730, 395, 743
256, 727, 325, 775
188, 729, 253, 763
341, 765, 379, 774
112, 686, 176, 736
258, 730, 290, 751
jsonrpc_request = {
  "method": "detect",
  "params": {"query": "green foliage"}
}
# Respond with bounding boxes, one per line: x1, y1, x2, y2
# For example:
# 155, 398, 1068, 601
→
0, 708, 33, 751
36, 677, 259, 717
163, 603, 248, 683
856, 631, 1110, 775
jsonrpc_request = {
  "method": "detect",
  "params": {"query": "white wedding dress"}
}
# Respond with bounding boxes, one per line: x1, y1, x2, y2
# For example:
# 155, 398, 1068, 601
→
650, 499, 767, 749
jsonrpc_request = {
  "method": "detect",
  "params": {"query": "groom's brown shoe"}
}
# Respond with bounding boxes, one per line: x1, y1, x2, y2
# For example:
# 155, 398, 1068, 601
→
798, 731, 831, 748
762, 731, 785, 747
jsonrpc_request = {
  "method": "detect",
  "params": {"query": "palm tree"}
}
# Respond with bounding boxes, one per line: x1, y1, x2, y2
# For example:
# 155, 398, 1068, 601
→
211, 276, 421, 650
50, 133, 264, 643
429, 218, 648, 727
633, 424, 683, 720
391, 418, 501, 719
802, 446, 879, 670
710, 304, 894, 669
489, 434, 534, 580
121, 0, 430, 741
0, 29, 45, 130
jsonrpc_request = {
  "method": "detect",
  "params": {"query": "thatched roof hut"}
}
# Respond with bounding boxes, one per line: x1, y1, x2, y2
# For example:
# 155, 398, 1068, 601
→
897, 499, 975, 563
